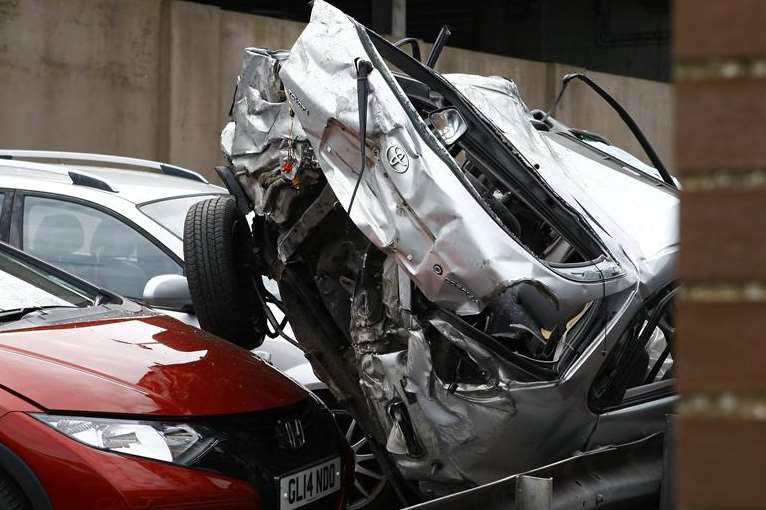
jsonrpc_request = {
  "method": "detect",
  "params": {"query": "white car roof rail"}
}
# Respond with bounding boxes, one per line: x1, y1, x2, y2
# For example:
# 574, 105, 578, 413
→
0, 150, 209, 184
0, 158, 117, 193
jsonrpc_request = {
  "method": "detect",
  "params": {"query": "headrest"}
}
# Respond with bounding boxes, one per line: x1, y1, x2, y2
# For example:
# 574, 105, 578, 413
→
32, 214, 84, 256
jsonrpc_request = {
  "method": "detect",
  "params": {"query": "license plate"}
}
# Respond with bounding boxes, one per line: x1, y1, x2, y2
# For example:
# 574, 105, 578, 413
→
279, 457, 341, 510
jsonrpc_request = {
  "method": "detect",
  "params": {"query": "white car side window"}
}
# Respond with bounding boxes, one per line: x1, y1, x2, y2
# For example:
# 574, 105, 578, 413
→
22, 196, 182, 299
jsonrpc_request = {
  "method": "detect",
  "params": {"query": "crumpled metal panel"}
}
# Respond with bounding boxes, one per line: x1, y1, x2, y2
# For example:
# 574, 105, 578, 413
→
279, 0, 635, 316
222, 48, 312, 216
444, 73, 677, 286
224, 48, 305, 160
225, 0, 678, 490
355, 307, 598, 486
356, 320, 520, 485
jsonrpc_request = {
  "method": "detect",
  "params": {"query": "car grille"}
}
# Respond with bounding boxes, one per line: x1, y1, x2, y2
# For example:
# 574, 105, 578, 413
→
193, 398, 346, 509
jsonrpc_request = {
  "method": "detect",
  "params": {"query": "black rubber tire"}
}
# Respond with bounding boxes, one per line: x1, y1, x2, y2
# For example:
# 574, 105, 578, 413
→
0, 470, 30, 510
183, 196, 266, 349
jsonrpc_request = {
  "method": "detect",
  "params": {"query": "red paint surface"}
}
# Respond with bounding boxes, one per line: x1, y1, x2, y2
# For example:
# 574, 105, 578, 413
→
0, 314, 306, 415
0, 314, 350, 509
0, 412, 261, 509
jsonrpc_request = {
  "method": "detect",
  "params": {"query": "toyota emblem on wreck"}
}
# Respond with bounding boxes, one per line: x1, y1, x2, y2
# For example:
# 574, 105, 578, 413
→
386, 145, 409, 173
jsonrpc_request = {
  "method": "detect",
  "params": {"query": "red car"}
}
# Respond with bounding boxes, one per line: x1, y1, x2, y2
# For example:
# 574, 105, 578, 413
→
0, 242, 353, 510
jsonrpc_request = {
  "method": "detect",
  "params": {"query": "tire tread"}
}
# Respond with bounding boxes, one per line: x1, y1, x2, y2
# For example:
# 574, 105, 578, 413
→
183, 196, 264, 349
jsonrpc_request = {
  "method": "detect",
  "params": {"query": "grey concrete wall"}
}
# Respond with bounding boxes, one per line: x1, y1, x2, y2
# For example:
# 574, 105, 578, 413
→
0, 0, 673, 182
0, 0, 164, 160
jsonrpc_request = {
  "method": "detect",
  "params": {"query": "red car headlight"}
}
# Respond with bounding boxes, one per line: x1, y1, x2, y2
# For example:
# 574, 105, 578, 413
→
31, 413, 220, 465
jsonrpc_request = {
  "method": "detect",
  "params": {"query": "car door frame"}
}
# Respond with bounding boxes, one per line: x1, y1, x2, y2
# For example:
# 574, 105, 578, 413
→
0, 189, 14, 244
8, 190, 185, 297
585, 287, 677, 448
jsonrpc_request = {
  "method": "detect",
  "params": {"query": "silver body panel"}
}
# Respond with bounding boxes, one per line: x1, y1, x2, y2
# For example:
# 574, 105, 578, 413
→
223, 0, 678, 491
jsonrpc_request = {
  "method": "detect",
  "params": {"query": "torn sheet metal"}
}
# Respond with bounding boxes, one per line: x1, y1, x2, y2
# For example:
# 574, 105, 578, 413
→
224, 48, 305, 159
357, 320, 519, 486
279, 0, 633, 315
444, 73, 678, 283
347, 252, 591, 487
223, 48, 315, 218
353, 299, 598, 487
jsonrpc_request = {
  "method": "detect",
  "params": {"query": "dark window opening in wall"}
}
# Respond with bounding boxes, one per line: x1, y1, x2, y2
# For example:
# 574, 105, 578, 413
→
194, 0, 671, 82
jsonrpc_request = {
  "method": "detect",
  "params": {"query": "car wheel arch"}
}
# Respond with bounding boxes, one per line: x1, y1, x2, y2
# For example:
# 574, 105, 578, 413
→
0, 442, 51, 510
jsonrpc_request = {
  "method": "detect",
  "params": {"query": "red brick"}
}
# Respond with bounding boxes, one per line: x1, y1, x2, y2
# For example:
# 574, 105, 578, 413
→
680, 189, 766, 281
675, 0, 766, 60
676, 79, 766, 174
677, 301, 766, 393
677, 416, 766, 509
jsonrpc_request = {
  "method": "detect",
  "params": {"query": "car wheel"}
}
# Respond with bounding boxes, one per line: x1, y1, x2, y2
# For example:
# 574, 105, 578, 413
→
331, 409, 396, 510
183, 196, 266, 349
0, 470, 30, 510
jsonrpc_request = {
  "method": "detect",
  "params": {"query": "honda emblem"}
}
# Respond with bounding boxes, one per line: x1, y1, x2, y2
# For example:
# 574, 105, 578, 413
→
279, 418, 306, 450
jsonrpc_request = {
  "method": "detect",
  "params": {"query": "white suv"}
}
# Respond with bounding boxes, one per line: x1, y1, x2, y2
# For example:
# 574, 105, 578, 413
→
0, 150, 321, 390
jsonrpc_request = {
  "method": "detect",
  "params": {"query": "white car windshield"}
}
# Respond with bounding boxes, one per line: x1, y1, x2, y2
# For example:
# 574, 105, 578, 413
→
139, 195, 222, 239
581, 139, 663, 181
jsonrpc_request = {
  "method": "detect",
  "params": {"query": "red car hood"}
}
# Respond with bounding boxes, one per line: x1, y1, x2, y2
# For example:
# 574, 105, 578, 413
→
0, 314, 307, 415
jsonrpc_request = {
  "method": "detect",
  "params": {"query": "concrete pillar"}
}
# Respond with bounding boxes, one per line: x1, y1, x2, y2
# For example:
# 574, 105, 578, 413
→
392, 0, 407, 38
371, 0, 406, 38
164, 1, 222, 179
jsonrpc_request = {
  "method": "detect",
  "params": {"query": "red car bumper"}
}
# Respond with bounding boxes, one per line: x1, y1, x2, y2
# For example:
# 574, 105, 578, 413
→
0, 412, 351, 509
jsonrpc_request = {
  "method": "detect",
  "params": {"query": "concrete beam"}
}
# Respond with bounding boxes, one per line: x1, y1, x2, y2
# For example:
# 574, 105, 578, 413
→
392, 0, 407, 38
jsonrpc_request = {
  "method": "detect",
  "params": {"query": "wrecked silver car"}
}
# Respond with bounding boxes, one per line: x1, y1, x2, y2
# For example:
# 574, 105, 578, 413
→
184, 1, 678, 507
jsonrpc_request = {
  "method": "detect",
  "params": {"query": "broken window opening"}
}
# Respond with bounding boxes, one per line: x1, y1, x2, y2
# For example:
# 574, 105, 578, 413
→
423, 297, 602, 382
386, 67, 590, 264
455, 146, 586, 263
362, 26, 606, 264
589, 285, 676, 411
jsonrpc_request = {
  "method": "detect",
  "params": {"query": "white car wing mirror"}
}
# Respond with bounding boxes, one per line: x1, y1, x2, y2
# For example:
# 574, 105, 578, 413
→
142, 274, 193, 312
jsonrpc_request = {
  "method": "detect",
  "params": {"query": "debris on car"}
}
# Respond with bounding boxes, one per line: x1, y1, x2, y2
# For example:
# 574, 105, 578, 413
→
184, 1, 679, 506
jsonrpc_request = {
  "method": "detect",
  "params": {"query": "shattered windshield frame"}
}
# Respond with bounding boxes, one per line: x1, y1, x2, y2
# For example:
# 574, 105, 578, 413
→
356, 26, 609, 266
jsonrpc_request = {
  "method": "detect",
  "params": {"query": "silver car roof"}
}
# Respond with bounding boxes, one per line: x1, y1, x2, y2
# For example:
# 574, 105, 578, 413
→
0, 151, 226, 204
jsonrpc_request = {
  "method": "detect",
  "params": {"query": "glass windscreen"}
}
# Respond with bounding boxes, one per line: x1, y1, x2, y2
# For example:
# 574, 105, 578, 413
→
22, 196, 182, 299
581, 139, 663, 181
139, 195, 221, 239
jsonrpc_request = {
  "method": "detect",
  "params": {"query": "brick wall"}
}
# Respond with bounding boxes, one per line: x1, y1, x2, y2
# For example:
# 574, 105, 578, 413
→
675, 1, 766, 508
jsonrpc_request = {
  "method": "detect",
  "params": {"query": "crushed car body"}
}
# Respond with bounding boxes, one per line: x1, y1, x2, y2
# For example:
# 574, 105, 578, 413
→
189, 0, 678, 503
